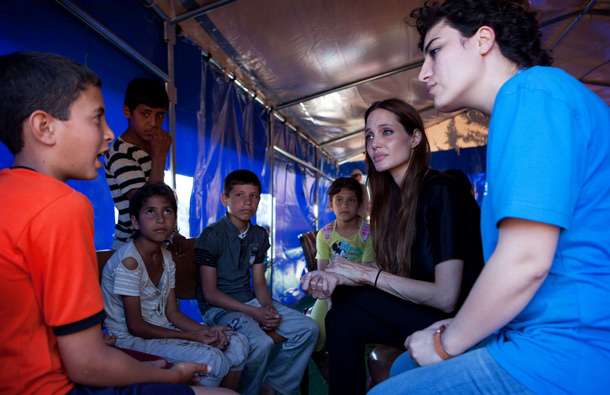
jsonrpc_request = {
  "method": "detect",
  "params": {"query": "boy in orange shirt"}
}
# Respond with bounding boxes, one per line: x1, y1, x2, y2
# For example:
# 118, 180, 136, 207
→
0, 51, 230, 395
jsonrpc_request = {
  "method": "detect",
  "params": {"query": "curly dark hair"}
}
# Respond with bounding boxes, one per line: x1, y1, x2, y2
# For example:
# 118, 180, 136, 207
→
410, 0, 552, 68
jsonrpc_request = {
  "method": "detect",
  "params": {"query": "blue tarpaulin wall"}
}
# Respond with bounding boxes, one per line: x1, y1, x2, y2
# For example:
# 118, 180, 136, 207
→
430, 146, 487, 206
0, 0, 482, 304
0, 0, 339, 304
339, 145, 487, 206
188, 59, 341, 304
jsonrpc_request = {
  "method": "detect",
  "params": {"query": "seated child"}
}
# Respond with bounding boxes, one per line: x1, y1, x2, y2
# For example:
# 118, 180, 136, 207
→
0, 51, 217, 395
104, 78, 186, 252
310, 177, 376, 353
101, 182, 248, 390
195, 170, 319, 395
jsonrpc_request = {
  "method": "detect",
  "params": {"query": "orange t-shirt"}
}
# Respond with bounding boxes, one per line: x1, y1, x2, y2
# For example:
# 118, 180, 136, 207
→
0, 168, 105, 395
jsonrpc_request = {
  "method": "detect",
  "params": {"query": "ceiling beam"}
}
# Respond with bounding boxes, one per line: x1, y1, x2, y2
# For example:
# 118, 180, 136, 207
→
547, 0, 597, 51
172, 0, 238, 24
320, 130, 363, 147
582, 79, 610, 87
338, 152, 366, 165
541, 7, 609, 27
56, 0, 169, 81
275, 60, 423, 111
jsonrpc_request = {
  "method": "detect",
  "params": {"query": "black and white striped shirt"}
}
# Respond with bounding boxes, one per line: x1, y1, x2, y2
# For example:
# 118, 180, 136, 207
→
104, 137, 151, 245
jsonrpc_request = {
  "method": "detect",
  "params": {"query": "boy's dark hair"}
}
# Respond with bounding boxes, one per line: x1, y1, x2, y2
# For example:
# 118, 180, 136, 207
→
129, 182, 178, 220
411, 0, 553, 68
0, 51, 101, 155
223, 170, 262, 196
328, 177, 364, 204
124, 78, 169, 113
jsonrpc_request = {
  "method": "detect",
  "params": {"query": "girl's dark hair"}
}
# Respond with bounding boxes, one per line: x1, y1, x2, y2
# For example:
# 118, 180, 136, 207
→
328, 177, 364, 204
129, 182, 178, 220
411, 0, 552, 68
364, 99, 431, 277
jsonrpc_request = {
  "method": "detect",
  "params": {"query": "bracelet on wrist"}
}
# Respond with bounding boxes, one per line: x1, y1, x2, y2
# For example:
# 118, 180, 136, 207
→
374, 269, 382, 288
433, 324, 454, 360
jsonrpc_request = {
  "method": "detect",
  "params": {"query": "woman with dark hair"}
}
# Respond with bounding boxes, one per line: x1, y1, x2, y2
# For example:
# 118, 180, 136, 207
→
301, 98, 483, 395
368, 1, 610, 394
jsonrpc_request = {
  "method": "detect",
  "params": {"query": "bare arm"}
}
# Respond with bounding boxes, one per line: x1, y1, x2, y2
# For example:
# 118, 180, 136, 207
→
200, 265, 278, 329
165, 288, 207, 332
327, 256, 464, 313
147, 125, 172, 184
57, 324, 210, 387
200, 265, 258, 315
123, 293, 219, 346
165, 288, 230, 349
251, 263, 273, 308
251, 263, 282, 330
406, 218, 559, 365
120, 126, 171, 201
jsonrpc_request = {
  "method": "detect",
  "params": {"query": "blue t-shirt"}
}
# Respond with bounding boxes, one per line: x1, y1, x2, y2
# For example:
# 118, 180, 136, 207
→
483, 66, 610, 393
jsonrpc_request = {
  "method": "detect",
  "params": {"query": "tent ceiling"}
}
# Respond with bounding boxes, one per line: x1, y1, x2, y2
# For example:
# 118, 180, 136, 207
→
152, 0, 610, 163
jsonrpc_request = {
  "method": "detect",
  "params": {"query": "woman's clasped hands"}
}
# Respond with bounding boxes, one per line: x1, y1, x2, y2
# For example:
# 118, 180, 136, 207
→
301, 270, 339, 299
301, 256, 374, 299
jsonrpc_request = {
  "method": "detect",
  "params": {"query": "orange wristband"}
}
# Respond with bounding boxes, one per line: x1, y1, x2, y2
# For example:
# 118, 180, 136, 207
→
433, 324, 454, 360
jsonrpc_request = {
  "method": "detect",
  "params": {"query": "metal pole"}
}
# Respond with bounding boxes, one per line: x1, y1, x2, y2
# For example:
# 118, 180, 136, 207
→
548, 0, 597, 51
275, 60, 423, 111
268, 110, 275, 296
164, 21, 177, 190
172, 0, 238, 23
55, 0, 169, 82
315, 149, 319, 230
273, 146, 334, 181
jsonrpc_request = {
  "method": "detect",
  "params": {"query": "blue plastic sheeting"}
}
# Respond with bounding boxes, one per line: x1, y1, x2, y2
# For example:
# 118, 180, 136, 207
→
174, 40, 204, 179
319, 152, 339, 178
273, 123, 316, 167
190, 60, 340, 304
338, 146, 487, 206
317, 176, 335, 231
68, 0, 168, 73
430, 146, 487, 206
272, 150, 317, 304
0, 0, 169, 249
189, 61, 270, 235
0, 0, 339, 305
339, 161, 367, 178
430, 146, 486, 175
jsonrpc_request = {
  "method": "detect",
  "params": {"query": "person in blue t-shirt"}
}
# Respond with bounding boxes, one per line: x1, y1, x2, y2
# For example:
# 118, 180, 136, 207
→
369, 1, 610, 394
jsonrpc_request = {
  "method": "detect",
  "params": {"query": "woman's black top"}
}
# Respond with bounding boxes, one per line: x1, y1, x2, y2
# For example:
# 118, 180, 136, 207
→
410, 169, 484, 309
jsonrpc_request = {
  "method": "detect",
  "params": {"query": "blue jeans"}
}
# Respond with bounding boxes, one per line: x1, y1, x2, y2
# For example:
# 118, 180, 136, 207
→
369, 347, 534, 395
203, 299, 318, 395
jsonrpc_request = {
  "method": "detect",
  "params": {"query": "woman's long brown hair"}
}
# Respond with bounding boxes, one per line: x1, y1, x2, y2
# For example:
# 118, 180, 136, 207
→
364, 99, 431, 277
